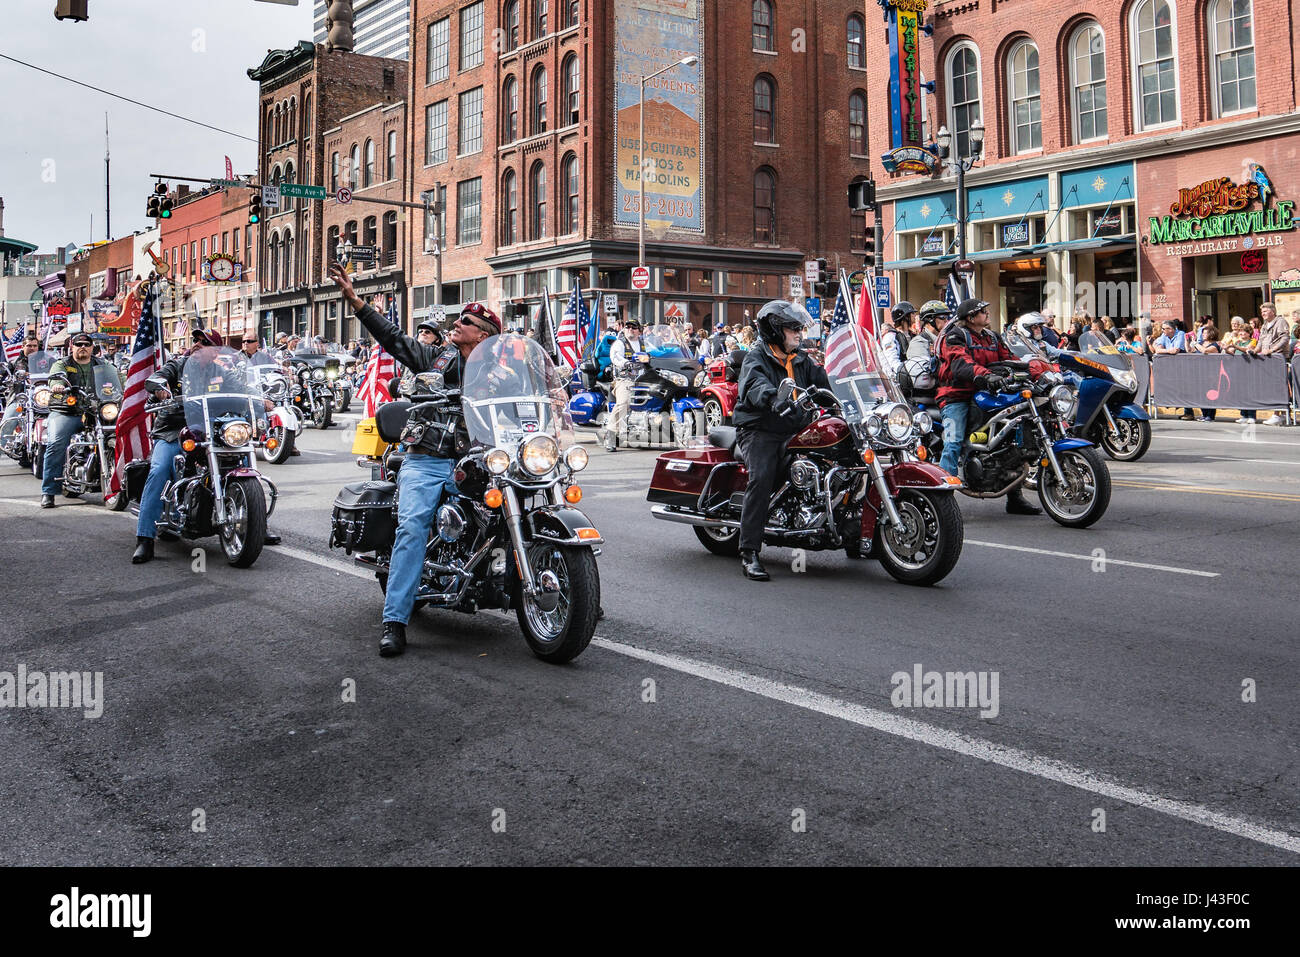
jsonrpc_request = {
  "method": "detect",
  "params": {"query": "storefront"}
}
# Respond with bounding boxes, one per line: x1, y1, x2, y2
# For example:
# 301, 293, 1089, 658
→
313, 273, 403, 343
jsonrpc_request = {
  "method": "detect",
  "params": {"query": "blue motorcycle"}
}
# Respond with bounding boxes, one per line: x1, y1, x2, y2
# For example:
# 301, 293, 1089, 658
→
1070, 332, 1152, 461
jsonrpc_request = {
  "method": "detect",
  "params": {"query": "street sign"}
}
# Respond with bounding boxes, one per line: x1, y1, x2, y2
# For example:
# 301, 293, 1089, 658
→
789, 275, 804, 299
805, 297, 821, 319
280, 182, 327, 200
804, 259, 819, 286
631, 266, 650, 290
261, 185, 281, 210
211, 178, 242, 189
429, 304, 447, 323
346, 244, 378, 262
603, 294, 618, 316
336, 186, 353, 205
874, 275, 891, 309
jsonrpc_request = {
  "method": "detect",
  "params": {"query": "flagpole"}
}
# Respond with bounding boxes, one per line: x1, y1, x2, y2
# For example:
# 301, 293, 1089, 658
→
838, 271, 871, 372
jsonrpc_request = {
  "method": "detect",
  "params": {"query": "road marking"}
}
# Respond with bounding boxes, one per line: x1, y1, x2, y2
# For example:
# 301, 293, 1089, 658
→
273, 544, 376, 581
1203, 456, 1300, 467
1156, 433, 1300, 448
1113, 480, 1300, 504
965, 540, 1219, 577
592, 638, 1300, 855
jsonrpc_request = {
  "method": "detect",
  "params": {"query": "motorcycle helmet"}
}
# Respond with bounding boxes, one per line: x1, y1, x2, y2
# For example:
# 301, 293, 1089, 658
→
890, 300, 918, 325
918, 300, 950, 326
755, 300, 812, 347
956, 298, 990, 321
1015, 311, 1047, 338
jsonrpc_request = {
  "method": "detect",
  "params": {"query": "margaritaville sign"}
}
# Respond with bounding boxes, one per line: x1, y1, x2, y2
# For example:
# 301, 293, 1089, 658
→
1147, 167, 1294, 246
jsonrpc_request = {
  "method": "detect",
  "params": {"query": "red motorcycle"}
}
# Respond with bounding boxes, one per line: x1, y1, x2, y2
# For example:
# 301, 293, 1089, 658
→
648, 328, 964, 586
699, 350, 742, 429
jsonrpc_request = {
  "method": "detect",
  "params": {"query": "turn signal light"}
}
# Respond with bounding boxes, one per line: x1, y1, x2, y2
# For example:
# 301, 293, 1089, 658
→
484, 488, 503, 509
65, 396, 77, 406
916, 445, 928, 461
1041, 457, 1050, 467
265, 438, 279, 451
860, 450, 875, 465
944, 476, 962, 485
576, 527, 601, 540
182, 438, 197, 452
1020, 389, 1033, 399
564, 485, 583, 504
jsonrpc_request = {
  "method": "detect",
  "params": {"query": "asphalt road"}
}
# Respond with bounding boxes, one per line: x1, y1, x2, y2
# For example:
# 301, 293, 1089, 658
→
0, 412, 1296, 865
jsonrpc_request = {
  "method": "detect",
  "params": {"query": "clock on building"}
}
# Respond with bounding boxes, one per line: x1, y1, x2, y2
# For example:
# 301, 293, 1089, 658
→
204, 253, 238, 283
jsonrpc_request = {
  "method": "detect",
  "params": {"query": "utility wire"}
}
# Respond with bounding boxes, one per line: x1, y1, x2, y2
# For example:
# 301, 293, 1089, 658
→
0, 52, 257, 142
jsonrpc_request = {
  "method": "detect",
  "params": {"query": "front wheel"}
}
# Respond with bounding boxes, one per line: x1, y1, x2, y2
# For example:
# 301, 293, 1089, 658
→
693, 524, 741, 556
514, 543, 600, 664
874, 489, 964, 586
219, 476, 267, 567
1100, 418, 1151, 462
703, 397, 727, 429
311, 398, 333, 429
1038, 446, 1111, 528
261, 425, 295, 464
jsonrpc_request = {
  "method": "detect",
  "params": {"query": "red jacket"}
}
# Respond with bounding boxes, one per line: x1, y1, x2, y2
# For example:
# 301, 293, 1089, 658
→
936, 324, 1015, 406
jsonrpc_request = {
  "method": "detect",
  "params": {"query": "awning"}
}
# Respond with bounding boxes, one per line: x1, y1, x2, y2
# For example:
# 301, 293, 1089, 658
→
882, 254, 957, 271
966, 236, 1137, 263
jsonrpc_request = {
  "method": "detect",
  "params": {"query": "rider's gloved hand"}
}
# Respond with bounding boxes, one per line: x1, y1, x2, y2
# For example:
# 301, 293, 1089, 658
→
977, 374, 1007, 394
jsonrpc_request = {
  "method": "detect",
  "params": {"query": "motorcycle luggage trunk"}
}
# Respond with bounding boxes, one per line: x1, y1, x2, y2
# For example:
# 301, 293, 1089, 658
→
330, 480, 397, 553
647, 446, 746, 508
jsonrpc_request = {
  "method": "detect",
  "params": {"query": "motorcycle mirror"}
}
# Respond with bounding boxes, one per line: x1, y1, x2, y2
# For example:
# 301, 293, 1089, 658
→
776, 378, 796, 405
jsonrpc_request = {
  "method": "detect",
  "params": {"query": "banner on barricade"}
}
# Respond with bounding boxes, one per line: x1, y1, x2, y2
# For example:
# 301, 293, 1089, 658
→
1151, 354, 1289, 410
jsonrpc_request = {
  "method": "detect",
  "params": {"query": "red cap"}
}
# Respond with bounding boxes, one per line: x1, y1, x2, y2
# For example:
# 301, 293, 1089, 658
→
461, 301, 501, 334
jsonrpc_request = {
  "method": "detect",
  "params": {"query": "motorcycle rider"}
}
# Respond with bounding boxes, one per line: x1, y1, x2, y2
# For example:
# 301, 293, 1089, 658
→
880, 301, 916, 376
936, 298, 1042, 515
327, 261, 500, 657
240, 335, 276, 366
41, 332, 113, 507
3, 334, 40, 423
416, 319, 444, 349
603, 317, 644, 452
1015, 312, 1065, 357
732, 300, 833, 581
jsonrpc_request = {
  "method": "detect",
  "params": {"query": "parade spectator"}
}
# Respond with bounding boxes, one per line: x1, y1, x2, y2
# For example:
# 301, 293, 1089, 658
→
1116, 328, 1144, 354
1193, 327, 1222, 421
738, 328, 756, 350
1137, 311, 1153, 342
1151, 321, 1194, 421
1088, 319, 1112, 343
1222, 317, 1251, 353
1064, 321, 1084, 350
1252, 302, 1290, 425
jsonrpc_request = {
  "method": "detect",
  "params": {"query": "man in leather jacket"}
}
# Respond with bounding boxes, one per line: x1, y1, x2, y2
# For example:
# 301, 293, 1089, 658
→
328, 262, 500, 657
732, 300, 832, 581
41, 332, 115, 507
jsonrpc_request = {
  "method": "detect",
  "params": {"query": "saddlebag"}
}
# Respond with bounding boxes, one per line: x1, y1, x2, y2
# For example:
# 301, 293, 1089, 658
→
646, 446, 745, 509
124, 458, 151, 503
330, 480, 397, 553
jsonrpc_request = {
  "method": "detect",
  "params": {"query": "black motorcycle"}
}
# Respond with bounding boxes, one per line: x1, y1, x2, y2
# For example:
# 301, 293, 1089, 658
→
56, 362, 128, 509
289, 351, 339, 429
330, 334, 602, 663
0, 349, 56, 475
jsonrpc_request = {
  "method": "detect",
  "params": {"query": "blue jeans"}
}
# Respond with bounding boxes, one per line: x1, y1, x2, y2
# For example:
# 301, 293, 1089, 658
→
41, 413, 83, 495
136, 438, 181, 537
938, 401, 971, 475
383, 453, 456, 626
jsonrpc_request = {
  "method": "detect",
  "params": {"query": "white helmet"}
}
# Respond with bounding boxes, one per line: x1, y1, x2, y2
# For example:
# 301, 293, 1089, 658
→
1015, 312, 1047, 337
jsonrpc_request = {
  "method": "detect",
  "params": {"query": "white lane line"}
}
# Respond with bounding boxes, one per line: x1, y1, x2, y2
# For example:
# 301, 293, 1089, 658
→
0, 498, 38, 507
593, 638, 1300, 855
1203, 456, 1300, 467
273, 544, 376, 581
965, 540, 1219, 578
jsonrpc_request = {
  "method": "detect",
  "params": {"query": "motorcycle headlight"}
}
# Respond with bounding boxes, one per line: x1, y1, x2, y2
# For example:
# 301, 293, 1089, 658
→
100, 402, 119, 422
887, 403, 913, 441
865, 414, 883, 437
312, 368, 325, 381
1050, 385, 1075, 415
266, 380, 287, 400
662, 370, 688, 387
33, 387, 51, 408
693, 370, 707, 388
912, 411, 932, 435
565, 446, 589, 472
221, 420, 253, 447
327, 369, 338, 380
1113, 370, 1137, 392
484, 447, 511, 475
520, 434, 560, 475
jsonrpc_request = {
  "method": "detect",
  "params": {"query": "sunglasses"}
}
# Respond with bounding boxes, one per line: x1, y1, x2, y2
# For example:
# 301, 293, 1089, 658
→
242, 340, 259, 345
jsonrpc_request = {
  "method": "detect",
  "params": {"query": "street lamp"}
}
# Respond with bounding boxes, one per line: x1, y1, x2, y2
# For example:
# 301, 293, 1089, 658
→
935, 117, 984, 261
638, 54, 699, 323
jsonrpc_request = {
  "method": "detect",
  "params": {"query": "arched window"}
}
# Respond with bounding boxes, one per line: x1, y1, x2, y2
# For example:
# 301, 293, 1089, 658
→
1070, 22, 1107, 142
504, 0, 520, 50
304, 94, 312, 139
752, 1, 773, 52
754, 75, 775, 143
330, 152, 340, 192
945, 42, 982, 158
362, 215, 377, 248
344, 220, 358, 246
264, 108, 274, 147
327, 225, 340, 265
563, 54, 580, 126
529, 161, 547, 240
382, 212, 398, 266
1007, 40, 1041, 153
562, 0, 578, 29
268, 231, 280, 291
847, 14, 865, 68
288, 97, 296, 139
387, 130, 398, 180
364, 139, 375, 187
349, 144, 360, 188
562, 152, 579, 234
534, 0, 548, 39
282, 231, 293, 288
283, 161, 296, 211
502, 169, 518, 245
1131, 0, 1178, 129
1209, 0, 1255, 115
531, 65, 548, 134
754, 168, 776, 243
848, 91, 867, 154
502, 75, 519, 142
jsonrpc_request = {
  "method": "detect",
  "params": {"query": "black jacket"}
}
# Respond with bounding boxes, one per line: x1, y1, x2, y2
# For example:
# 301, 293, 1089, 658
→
733, 344, 832, 436
148, 355, 188, 442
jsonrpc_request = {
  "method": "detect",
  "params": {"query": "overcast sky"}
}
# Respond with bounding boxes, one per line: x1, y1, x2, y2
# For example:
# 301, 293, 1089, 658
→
0, 0, 314, 253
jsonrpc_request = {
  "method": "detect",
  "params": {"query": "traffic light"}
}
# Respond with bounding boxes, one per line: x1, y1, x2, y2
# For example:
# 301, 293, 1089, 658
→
248, 193, 263, 225
146, 182, 167, 219
865, 220, 884, 271
55, 0, 89, 22
812, 258, 830, 297
159, 195, 173, 219
848, 179, 876, 212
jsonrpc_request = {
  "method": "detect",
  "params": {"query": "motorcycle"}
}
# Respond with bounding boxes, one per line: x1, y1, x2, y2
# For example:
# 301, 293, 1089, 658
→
288, 352, 339, 429
1072, 332, 1151, 461
331, 333, 602, 663
56, 362, 129, 509
326, 344, 357, 412
0, 350, 57, 476
647, 326, 964, 586
699, 349, 743, 429
245, 363, 302, 465
125, 346, 278, 567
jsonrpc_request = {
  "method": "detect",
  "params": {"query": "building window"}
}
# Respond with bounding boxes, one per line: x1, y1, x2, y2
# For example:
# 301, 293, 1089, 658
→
426, 100, 448, 165
849, 91, 867, 154
533, 0, 548, 38
330, 152, 340, 191
264, 109, 273, 147
502, 75, 519, 142
382, 212, 398, 265
563, 54, 580, 126
288, 98, 297, 139
1008, 40, 1041, 153
1132, 0, 1178, 129
1070, 23, 1107, 142
504, 0, 520, 50
304, 94, 312, 139
562, 152, 579, 234
267, 235, 277, 291
327, 226, 339, 264
457, 178, 483, 245
362, 215, 377, 248
428, 17, 449, 83
201, 237, 208, 259
282, 233, 293, 288
752, 1, 773, 52
847, 14, 865, 68
387, 130, 398, 180
460, 2, 484, 70
459, 87, 484, 155
502, 169, 518, 246
349, 144, 360, 188
1210, 0, 1255, 115
232, 228, 239, 256
562, 0, 578, 29
529, 162, 547, 240
754, 75, 775, 143
363, 139, 375, 186
531, 66, 548, 134
946, 42, 981, 158
754, 167, 775, 243
283, 162, 295, 210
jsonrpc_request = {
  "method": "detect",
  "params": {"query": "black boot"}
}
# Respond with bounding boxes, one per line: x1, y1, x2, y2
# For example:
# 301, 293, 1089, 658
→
379, 621, 407, 657
40, 494, 55, 508
844, 538, 869, 560
264, 531, 281, 546
131, 536, 155, 564
1006, 488, 1043, 515
740, 549, 770, 581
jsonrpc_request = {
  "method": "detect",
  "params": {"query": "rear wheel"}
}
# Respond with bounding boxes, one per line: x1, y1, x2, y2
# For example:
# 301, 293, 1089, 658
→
874, 489, 964, 586
514, 543, 600, 663
1037, 446, 1111, 528
219, 476, 267, 567
1100, 418, 1151, 462
693, 524, 741, 557
703, 398, 727, 429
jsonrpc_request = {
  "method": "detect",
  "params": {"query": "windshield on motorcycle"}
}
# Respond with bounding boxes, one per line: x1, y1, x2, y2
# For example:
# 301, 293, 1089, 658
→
824, 324, 906, 424
181, 346, 261, 432
1003, 328, 1055, 362
26, 350, 56, 377
641, 325, 691, 360
1078, 331, 1135, 372
463, 334, 575, 452
92, 362, 123, 402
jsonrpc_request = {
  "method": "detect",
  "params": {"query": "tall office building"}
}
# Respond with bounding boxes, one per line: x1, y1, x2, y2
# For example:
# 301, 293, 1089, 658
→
314, 0, 409, 60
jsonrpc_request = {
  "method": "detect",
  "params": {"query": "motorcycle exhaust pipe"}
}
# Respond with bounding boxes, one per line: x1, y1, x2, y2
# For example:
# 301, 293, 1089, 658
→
649, 505, 812, 539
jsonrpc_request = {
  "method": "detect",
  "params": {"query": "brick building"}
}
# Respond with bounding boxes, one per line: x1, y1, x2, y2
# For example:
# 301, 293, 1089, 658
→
868, 0, 1300, 327
405, 0, 875, 331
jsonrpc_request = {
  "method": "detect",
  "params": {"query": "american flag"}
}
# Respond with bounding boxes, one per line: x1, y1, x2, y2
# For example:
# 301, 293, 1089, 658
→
823, 283, 865, 381
354, 298, 398, 418
945, 267, 970, 314
556, 281, 590, 370
110, 286, 160, 495
3, 324, 26, 363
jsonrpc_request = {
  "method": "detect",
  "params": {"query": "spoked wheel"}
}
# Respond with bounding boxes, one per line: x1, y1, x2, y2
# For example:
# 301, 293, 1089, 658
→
514, 543, 600, 663
219, 476, 267, 567
261, 426, 295, 464
1100, 418, 1152, 462
873, 489, 964, 586
311, 400, 332, 429
693, 524, 741, 557
703, 398, 726, 429
1037, 447, 1111, 528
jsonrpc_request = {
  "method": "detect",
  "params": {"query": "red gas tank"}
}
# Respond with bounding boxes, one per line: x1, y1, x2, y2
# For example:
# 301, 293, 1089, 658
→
787, 416, 850, 451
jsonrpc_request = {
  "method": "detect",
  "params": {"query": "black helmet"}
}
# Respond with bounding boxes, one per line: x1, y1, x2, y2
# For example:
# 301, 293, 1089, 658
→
956, 298, 991, 321
918, 300, 950, 325
756, 300, 811, 346
890, 300, 917, 324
